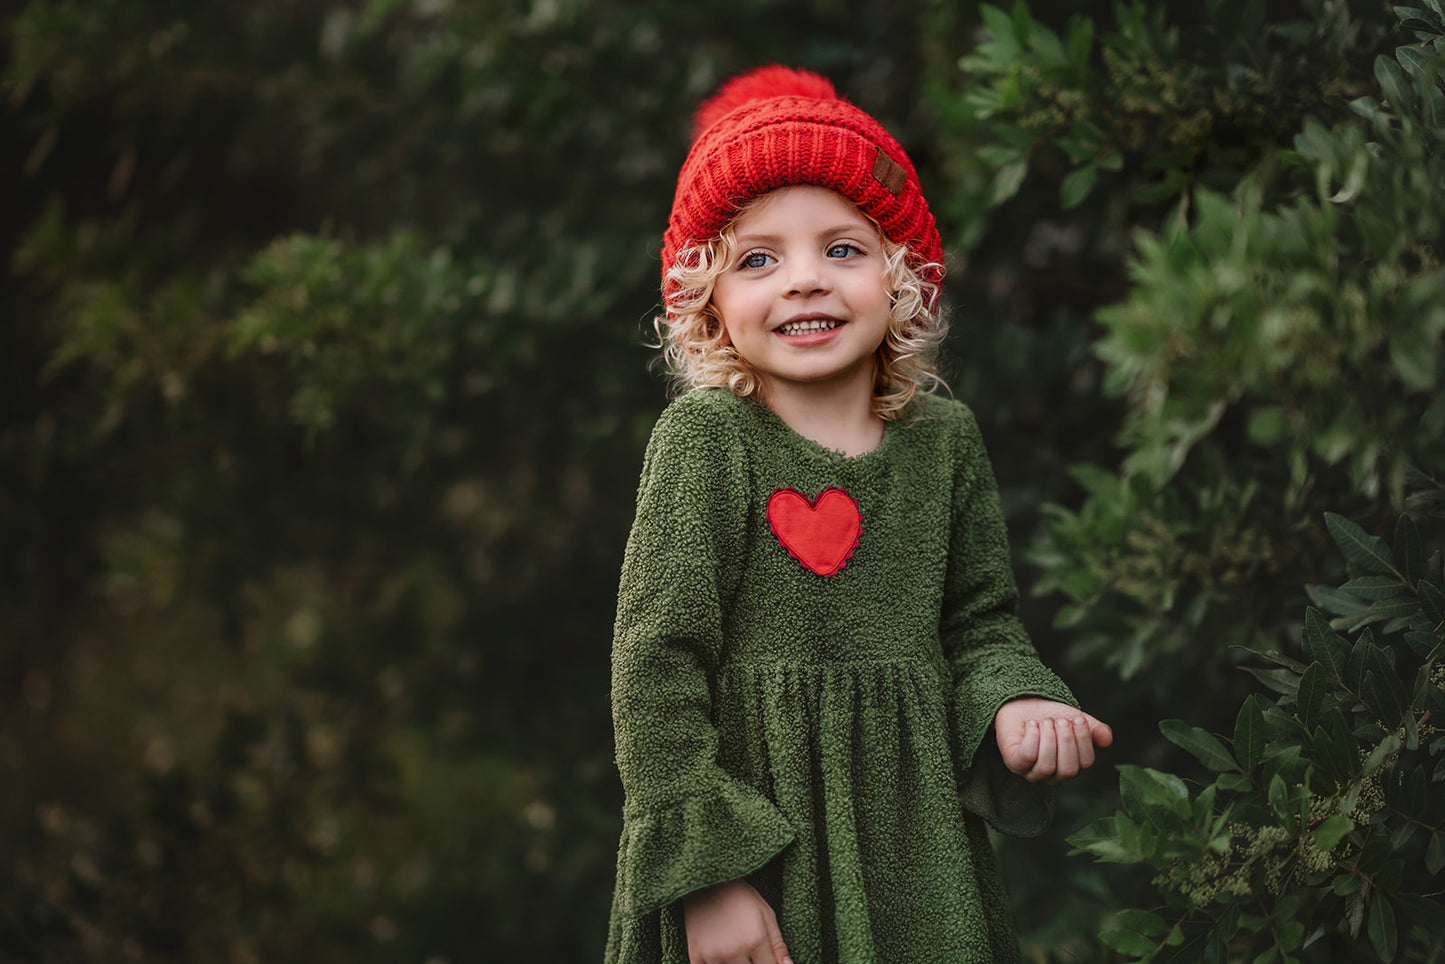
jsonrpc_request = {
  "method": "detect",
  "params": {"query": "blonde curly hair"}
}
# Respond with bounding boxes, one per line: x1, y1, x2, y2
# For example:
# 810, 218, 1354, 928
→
655, 199, 946, 421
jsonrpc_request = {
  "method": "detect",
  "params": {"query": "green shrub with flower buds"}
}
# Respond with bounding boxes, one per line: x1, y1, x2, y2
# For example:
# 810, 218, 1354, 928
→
948, 3, 1445, 959
1070, 509, 1445, 962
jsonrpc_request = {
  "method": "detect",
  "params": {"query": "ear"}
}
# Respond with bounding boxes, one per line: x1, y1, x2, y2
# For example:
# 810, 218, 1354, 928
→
706, 306, 733, 346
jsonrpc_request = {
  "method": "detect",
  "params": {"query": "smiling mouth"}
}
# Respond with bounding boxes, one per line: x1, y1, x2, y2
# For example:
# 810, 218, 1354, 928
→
776, 318, 843, 335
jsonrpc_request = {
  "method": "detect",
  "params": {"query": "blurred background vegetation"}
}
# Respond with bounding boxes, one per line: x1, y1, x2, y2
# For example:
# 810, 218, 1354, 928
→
3, 1, 1442, 961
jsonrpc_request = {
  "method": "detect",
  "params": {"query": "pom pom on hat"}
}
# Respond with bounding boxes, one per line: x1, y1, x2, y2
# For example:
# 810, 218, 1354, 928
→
662, 64, 943, 305
692, 66, 838, 140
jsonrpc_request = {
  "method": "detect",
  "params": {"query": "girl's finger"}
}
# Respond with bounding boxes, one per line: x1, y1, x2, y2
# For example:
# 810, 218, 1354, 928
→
1034, 716, 1057, 781
1074, 716, 1097, 771
1091, 718, 1115, 748
763, 903, 791, 964
1018, 718, 1041, 770
1054, 718, 1080, 778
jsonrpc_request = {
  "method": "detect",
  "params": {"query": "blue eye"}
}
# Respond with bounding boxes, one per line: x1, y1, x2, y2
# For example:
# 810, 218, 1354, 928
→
739, 251, 773, 269
828, 243, 861, 259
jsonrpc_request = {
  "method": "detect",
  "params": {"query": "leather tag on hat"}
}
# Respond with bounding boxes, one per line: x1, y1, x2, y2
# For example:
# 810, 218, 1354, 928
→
872, 148, 906, 196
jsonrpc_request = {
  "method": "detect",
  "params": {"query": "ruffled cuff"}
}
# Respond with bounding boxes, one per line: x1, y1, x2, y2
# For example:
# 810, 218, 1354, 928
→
954, 678, 1078, 838
958, 746, 1056, 837
612, 780, 795, 918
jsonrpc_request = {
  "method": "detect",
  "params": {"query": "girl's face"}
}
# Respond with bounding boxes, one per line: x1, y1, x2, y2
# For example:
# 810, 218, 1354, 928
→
710, 185, 892, 401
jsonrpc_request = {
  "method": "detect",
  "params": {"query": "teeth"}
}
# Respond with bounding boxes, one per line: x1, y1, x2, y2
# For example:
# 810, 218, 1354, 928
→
778, 319, 841, 335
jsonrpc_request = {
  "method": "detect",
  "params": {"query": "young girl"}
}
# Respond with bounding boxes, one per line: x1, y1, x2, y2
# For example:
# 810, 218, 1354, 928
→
606, 66, 1111, 964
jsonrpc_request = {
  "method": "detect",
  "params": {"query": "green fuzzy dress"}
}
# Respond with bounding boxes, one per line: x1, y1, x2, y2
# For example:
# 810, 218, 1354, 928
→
605, 388, 1077, 964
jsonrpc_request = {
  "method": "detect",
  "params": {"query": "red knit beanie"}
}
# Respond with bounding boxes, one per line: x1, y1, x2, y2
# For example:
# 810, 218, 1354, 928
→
661, 65, 943, 308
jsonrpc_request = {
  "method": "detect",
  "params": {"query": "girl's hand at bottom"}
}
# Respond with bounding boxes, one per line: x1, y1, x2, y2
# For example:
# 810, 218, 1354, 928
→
683, 878, 792, 964
995, 698, 1113, 784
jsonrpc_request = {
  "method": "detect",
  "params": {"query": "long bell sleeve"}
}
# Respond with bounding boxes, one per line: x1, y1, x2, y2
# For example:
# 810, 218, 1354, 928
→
937, 405, 1077, 837
608, 397, 796, 921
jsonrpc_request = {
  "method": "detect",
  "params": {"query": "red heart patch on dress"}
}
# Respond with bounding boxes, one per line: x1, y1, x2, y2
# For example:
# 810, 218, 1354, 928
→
766, 487, 862, 577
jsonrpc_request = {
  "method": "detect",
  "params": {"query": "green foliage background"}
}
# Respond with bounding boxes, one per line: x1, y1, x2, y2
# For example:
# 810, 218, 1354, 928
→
3, 1, 1442, 961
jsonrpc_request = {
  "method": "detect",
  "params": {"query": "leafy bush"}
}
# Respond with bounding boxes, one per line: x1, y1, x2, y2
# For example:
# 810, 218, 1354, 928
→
1071, 505, 1445, 962
962, 0, 1445, 683
947, 4, 1445, 959
1, 2, 966, 960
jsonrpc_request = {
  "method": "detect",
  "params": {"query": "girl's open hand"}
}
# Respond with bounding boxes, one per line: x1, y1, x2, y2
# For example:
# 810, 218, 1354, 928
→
683, 878, 792, 964
995, 698, 1113, 784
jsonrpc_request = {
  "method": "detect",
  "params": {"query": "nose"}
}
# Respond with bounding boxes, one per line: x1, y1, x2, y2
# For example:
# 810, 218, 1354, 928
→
785, 252, 829, 297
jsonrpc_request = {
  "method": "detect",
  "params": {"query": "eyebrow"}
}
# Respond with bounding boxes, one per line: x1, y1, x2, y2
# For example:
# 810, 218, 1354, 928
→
732, 222, 878, 246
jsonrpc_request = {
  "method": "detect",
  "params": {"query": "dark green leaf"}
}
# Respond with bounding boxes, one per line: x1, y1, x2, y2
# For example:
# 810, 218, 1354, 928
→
1252, 649, 1310, 673
1304, 608, 1350, 681
1345, 634, 1371, 694
1397, 44, 1431, 77
1307, 584, 1371, 616
1389, 326, 1438, 389
1268, 773, 1291, 822
1376, 54, 1417, 116
1427, 832, 1445, 876
1192, 782, 1218, 824
1364, 670, 1407, 728
1364, 640, 1397, 678
1263, 704, 1307, 743
1204, 911, 1235, 963
1361, 734, 1403, 777
1362, 641, 1408, 729
1263, 744, 1304, 792
1340, 575, 1406, 600
992, 160, 1029, 204
1315, 813, 1354, 850
1066, 16, 1094, 65
1369, 596, 1423, 620
1368, 893, 1398, 961
1420, 579, 1445, 626
1277, 911, 1304, 952
1381, 616, 1415, 635
1061, 164, 1098, 209
1324, 513, 1395, 575
1068, 815, 1143, 862
1332, 610, 1390, 634
1101, 928, 1158, 955
1412, 663, 1436, 716
1395, 515, 1423, 587
1404, 630, 1441, 658
1121, 765, 1191, 819
1314, 710, 1359, 784
1118, 908, 1170, 938
1161, 720, 1238, 772
1395, 4, 1440, 23
1402, 765, 1428, 821
1247, 405, 1288, 445
1349, 94, 1387, 125
1234, 695, 1266, 770
1295, 662, 1326, 724
979, 3, 1017, 47
1348, 891, 1367, 939
1243, 665, 1301, 698
1216, 772, 1251, 792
